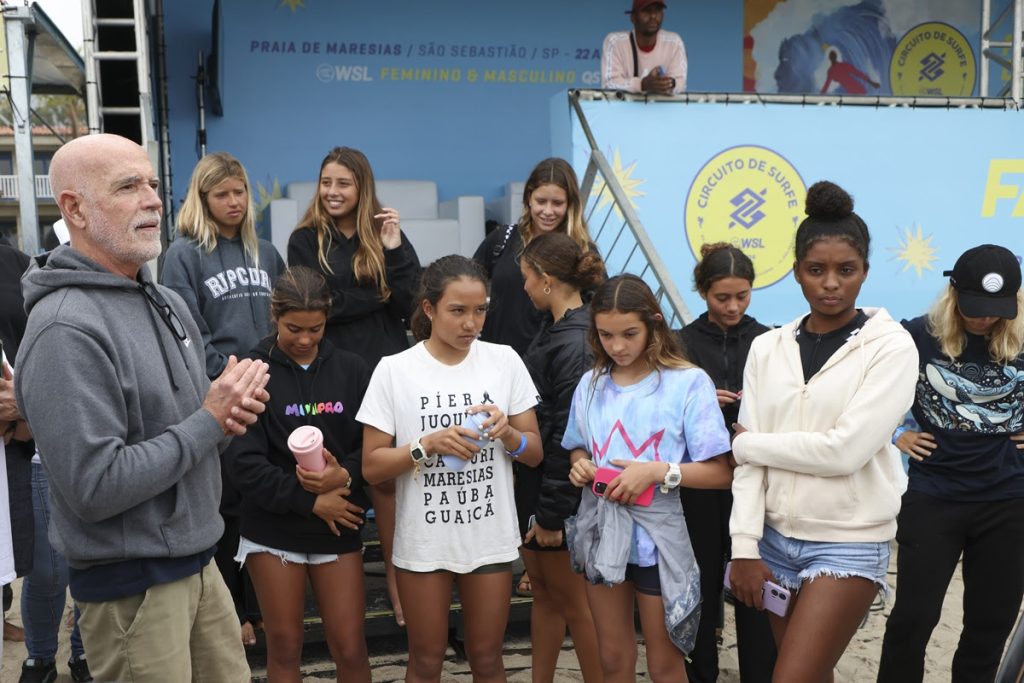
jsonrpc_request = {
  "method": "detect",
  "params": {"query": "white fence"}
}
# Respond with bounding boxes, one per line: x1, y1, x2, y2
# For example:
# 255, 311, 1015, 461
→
0, 175, 53, 200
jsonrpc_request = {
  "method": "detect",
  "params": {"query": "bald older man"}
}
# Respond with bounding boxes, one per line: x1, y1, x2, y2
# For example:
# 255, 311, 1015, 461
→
15, 134, 268, 682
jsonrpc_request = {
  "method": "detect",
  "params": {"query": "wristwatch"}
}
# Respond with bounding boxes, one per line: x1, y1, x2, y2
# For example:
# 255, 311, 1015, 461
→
409, 437, 431, 464
661, 463, 682, 493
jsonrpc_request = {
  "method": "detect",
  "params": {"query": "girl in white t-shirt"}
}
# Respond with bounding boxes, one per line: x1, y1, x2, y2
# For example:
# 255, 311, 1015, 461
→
358, 255, 542, 681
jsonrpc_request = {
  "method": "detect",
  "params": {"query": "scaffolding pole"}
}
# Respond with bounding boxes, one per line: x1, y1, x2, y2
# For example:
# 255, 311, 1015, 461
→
4, 5, 39, 254
981, 0, 1023, 103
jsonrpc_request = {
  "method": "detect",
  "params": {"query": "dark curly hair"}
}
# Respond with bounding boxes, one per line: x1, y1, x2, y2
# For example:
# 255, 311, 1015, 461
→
794, 180, 870, 266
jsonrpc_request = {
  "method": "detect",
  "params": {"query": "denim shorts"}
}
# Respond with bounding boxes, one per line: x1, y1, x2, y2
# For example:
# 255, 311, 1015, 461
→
758, 525, 890, 598
234, 536, 340, 566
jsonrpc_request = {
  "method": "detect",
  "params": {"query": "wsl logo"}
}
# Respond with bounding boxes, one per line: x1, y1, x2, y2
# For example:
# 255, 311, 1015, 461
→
890, 22, 975, 97
684, 145, 806, 289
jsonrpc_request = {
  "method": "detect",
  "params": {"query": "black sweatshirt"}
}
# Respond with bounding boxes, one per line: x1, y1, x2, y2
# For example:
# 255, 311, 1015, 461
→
227, 335, 371, 554
475, 225, 542, 356
678, 313, 770, 433
475, 225, 605, 356
0, 244, 30, 360
0, 243, 33, 576
287, 227, 421, 369
520, 305, 592, 531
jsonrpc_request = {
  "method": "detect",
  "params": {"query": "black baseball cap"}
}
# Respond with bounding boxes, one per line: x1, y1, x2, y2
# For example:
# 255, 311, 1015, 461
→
944, 244, 1021, 319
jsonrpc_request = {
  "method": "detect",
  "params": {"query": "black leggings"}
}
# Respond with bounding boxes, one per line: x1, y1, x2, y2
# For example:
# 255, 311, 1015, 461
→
215, 514, 262, 624
680, 488, 777, 683
878, 490, 1024, 683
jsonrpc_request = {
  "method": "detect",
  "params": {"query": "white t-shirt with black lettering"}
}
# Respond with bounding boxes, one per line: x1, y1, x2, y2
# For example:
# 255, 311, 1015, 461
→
357, 340, 538, 572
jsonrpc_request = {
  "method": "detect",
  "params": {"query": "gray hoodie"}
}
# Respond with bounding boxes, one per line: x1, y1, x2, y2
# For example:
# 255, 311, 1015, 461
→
160, 235, 284, 378
15, 245, 227, 569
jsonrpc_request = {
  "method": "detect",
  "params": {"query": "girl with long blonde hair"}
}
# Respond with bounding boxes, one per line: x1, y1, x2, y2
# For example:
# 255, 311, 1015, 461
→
163, 151, 285, 378
288, 147, 421, 366
879, 245, 1024, 682
161, 151, 285, 647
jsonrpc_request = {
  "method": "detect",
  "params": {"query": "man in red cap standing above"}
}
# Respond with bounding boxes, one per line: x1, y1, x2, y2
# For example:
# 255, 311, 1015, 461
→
601, 0, 687, 94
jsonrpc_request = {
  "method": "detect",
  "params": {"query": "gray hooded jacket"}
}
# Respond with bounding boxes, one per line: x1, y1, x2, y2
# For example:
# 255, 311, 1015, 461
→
15, 246, 227, 569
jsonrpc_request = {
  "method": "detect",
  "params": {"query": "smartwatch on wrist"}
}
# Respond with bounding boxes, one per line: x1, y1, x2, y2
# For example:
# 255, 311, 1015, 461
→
410, 437, 431, 464
661, 462, 682, 493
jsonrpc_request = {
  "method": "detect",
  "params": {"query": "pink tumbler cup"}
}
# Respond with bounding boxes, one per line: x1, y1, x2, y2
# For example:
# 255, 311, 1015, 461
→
288, 425, 325, 472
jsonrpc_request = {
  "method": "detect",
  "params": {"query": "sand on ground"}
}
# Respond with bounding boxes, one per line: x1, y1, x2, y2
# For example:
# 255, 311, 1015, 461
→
0, 547, 1018, 682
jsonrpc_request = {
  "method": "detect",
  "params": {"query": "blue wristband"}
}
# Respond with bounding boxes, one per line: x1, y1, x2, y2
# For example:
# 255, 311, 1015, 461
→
507, 433, 528, 458
892, 425, 908, 445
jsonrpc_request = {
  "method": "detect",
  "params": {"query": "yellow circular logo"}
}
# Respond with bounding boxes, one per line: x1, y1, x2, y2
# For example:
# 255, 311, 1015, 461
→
890, 22, 976, 96
684, 145, 806, 289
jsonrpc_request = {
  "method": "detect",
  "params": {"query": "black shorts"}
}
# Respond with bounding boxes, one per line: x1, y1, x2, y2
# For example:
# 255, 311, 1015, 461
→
625, 563, 662, 596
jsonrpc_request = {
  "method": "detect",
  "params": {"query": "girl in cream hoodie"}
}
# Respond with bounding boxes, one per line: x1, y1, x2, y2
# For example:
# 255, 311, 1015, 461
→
726, 181, 918, 683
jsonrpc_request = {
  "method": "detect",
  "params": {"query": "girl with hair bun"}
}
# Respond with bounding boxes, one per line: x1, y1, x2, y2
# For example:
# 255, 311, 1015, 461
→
566, 274, 734, 682
358, 255, 542, 681
518, 232, 606, 682
727, 181, 919, 681
678, 242, 776, 682
878, 244, 1024, 682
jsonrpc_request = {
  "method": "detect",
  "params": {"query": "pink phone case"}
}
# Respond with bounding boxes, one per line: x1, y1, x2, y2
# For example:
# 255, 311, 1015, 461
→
592, 466, 655, 506
723, 561, 791, 617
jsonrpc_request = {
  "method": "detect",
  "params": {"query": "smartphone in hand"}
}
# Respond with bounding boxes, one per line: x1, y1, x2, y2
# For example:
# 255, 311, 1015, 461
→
592, 466, 655, 506
724, 561, 792, 617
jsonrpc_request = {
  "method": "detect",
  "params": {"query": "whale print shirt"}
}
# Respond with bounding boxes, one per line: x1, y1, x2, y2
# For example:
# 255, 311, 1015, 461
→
903, 315, 1024, 501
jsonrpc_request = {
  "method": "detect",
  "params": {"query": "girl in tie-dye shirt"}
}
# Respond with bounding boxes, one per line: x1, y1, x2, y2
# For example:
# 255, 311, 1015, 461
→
565, 274, 732, 681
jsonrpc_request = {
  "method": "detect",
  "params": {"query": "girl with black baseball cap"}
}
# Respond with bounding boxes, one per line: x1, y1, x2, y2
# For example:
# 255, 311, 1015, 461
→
879, 244, 1024, 682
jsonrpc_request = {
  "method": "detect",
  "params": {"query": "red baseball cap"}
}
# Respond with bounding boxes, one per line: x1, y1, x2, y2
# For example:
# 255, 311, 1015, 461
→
626, 0, 666, 13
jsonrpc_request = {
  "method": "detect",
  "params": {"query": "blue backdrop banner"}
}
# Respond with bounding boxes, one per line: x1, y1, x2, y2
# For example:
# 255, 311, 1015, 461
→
570, 99, 1024, 326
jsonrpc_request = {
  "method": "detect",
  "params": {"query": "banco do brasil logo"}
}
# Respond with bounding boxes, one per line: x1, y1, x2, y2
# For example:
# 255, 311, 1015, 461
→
890, 22, 976, 97
684, 145, 806, 289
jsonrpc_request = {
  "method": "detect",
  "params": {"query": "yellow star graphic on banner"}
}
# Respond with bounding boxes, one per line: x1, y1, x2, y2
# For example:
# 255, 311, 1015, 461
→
889, 224, 938, 277
279, 0, 305, 12
590, 149, 645, 219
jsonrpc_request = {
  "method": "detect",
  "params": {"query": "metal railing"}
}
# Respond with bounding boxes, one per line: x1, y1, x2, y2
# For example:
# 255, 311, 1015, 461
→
570, 91, 692, 329
0, 175, 54, 200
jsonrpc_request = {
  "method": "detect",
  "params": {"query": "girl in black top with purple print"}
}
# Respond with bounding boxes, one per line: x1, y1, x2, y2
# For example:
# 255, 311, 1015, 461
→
230, 266, 371, 682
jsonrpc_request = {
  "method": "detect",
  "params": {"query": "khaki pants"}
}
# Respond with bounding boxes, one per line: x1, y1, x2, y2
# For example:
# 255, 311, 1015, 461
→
78, 561, 250, 683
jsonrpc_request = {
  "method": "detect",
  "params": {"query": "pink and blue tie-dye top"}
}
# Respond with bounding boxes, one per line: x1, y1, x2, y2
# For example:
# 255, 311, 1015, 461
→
562, 366, 731, 565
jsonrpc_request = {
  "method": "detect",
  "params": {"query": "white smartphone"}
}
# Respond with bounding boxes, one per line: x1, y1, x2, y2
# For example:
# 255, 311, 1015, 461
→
724, 561, 792, 617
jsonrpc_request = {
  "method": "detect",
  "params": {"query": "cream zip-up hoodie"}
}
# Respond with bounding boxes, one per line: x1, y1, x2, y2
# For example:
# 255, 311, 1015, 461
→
730, 307, 918, 559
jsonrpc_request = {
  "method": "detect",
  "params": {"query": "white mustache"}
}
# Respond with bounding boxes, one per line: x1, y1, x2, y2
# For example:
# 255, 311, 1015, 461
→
131, 213, 162, 230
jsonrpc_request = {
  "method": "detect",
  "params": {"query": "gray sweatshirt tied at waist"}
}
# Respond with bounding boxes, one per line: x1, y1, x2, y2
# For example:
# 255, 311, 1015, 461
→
566, 485, 702, 654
